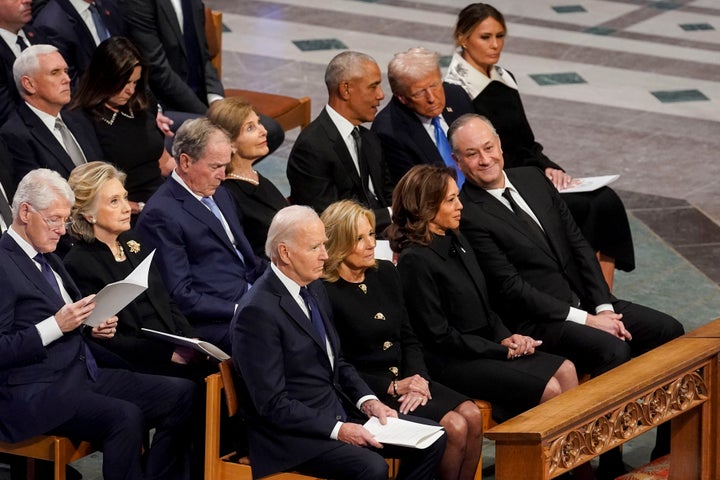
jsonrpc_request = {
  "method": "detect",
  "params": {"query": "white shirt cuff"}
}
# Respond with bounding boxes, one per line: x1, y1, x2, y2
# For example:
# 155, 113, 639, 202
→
356, 395, 378, 411
207, 94, 224, 104
330, 422, 342, 440
566, 307, 587, 325
36, 316, 63, 346
596, 304, 614, 313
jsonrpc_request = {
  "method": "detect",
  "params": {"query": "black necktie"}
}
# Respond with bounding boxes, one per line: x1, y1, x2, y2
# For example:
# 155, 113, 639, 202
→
35, 253, 61, 298
502, 188, 550, 248
299, 287, 328, 344
16, 35, 28, 52
351, 127, 376, 204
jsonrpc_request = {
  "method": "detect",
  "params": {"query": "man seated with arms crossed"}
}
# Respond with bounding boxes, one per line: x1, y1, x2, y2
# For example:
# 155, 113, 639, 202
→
232, 205, 446, 480
136, 117, 266, 352
448, 113, 684, 479
0, 168, 195, 480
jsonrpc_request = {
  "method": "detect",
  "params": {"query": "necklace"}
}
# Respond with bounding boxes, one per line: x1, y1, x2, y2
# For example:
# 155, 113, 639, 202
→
113, 241, 126, 262
227, 171, 259, 185
101, 107, 135, 126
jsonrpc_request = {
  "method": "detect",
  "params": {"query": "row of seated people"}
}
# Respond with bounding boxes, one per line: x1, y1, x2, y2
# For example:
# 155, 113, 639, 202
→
0, 0, 285, 216
0, 3, 684, 479
0, 116, 684, 480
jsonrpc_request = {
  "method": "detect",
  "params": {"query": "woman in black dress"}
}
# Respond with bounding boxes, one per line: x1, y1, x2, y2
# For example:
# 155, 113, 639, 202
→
207, 97, 288, 257
321, 200, 481, 480
71, 37, 174, 220
64, 162, 215, 380
444, 3, 635, 288
387, 165, 578, 422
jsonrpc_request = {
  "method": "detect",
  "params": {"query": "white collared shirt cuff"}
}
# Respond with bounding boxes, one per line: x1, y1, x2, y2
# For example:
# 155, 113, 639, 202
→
330, 422, 342, 440
207, 94, 224, 104
567, 307, 587, 325
357, 395, 378, 411
596, 304, 614, 313
36, 316, 64, 346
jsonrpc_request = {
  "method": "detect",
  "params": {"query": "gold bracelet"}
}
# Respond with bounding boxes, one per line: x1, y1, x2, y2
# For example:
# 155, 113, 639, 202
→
392, 379, 399, 397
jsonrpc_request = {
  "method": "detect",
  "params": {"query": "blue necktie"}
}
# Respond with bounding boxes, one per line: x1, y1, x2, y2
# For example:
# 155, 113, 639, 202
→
431, 116, 465, 188
202, 196, 246, 264
35, 254, 99, 380
299, 287, 328, 344
35, 253, 61, 298
89, 3, 110, 42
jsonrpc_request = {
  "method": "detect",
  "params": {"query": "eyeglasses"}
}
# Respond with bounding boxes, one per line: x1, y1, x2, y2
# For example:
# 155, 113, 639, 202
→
27, 205, 73, 231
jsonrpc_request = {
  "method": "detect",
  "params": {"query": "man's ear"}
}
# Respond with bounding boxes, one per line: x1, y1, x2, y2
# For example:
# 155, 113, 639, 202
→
396, 94, 409, 107
20, 75, 35, 96
338, 81, 351, 101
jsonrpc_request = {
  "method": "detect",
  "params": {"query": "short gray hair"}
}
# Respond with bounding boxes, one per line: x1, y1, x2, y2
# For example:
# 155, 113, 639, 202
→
265, 205, 319, 261
447, 113, 498, 151
387, 47, 440, 96
172, 117, 231, 163
324, 51, 377, 93
13, 44, 59, 96
12, 168, 74, 219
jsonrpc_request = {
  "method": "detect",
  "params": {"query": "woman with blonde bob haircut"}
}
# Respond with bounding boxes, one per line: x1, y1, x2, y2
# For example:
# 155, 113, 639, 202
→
322, 199, 483, 480
64, 161, 214, 380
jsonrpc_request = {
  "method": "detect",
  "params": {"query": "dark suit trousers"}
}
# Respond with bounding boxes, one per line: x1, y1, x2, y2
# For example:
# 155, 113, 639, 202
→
50, 365, 195, 480
527, 300, 684, 377
293, 415, 446, 480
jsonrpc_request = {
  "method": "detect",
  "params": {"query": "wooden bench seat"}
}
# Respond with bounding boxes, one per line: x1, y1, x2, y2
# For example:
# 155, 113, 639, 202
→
485, 333, 720, 480
0, 436, 96, 480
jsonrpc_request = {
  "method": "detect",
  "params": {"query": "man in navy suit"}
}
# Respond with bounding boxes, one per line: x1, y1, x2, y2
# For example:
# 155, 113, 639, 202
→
287, 51, 394, 233
32, 0, 126, 84
371, 47, 473, 184
0, 168, 195, 480
0, 44, 102, 188
136, 117, 266, 351
0, 0, 46, 127
232, 205, 445, 479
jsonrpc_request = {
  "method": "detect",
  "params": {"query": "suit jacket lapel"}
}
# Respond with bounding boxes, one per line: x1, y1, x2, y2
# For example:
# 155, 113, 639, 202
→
270, 272, 332, 361
1, 236, 68, 306
359, 127, 388, 207
317, 110, 365, 195
159, 0, 184, 53
214, 187, 257, 270
506, 170, 565, 262
18, 105, 76, 175
58, 0, 95, 55
465, 180, 557, 260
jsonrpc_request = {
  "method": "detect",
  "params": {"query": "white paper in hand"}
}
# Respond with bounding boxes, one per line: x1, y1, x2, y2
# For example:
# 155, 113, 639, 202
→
84, 250, 155, 327
363, 416, 445, 449
559, 174, 619, 193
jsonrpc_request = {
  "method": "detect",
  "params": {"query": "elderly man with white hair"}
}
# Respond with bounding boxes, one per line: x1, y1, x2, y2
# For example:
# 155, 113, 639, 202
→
232, 205, 446, 480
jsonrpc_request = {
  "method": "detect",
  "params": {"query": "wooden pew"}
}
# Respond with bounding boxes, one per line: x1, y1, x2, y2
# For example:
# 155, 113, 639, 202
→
485, 334, 720, 480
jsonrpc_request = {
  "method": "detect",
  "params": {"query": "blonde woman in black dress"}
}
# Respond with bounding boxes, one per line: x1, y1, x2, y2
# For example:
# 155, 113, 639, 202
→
322, 199, 482, 480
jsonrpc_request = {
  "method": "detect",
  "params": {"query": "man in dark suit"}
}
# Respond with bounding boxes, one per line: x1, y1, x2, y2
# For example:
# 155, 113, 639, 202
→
449, 114, 684, 478
232, 205, 445, 480
0, 167, 195, 480
0, 137, 13, 232
371, 47, 473, 184
287, 51, 394, 232
0, 0, 45, 127
0, 44, 102, 187
136, 117, 266, 351
32, 0, 126, 84
118, 0, 284, 153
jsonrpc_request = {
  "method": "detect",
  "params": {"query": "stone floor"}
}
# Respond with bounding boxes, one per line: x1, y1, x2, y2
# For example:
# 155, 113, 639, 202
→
3, 0, 719, 478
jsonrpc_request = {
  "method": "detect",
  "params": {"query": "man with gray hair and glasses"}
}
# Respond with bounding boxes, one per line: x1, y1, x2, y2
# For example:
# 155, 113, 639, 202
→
0, 168, 195, 480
